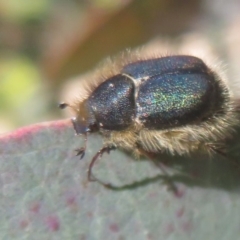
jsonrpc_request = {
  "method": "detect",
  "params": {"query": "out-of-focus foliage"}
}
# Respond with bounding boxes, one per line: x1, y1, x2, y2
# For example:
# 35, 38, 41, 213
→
0, 0, 52, 23
1, 119, 240, 239
1, 0, 240, 135
0, 56, 39, 123
0, 0, 126, 133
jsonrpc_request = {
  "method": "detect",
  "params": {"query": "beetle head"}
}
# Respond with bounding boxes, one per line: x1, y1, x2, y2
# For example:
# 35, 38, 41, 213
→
63, 102, 99, 135
71, 116, 98, 135
59, 101, 98, 135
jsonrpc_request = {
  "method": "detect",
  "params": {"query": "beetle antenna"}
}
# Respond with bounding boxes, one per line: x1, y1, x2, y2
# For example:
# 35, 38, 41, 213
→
58, 102, 76, 111
58, 102, 69, 109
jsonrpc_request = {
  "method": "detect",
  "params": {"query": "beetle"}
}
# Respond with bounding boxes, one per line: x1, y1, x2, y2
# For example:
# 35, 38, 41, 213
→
60, 51, 239, 188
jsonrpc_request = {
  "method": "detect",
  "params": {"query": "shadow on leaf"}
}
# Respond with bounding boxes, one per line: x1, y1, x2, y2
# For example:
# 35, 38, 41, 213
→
90, 128, 240, 193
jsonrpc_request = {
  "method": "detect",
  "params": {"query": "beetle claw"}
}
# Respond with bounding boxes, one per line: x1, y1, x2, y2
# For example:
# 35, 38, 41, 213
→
75, 148, 86, 159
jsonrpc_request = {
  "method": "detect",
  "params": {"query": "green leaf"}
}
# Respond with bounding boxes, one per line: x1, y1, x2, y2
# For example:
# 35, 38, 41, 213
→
0, 119, 240, 239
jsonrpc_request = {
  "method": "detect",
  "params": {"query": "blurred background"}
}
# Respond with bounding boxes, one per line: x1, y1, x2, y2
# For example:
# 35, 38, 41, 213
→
1, 0, 240, 133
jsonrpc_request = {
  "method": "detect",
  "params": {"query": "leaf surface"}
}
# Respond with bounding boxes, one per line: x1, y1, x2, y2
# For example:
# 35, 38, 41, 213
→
0, 119, 240, 240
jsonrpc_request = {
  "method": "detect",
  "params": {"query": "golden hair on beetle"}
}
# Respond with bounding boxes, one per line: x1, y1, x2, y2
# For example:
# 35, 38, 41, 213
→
60, 47, 240, 189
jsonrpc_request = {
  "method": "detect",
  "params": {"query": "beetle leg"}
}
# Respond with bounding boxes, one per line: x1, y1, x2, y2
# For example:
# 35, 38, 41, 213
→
153, 161, 178, 194
75, 133, 88, 159
88, 146, 116, 182
206, 143, 239, 168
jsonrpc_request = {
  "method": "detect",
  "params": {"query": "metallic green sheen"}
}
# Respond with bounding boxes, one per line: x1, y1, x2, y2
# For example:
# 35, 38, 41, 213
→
136, 72, 218, 129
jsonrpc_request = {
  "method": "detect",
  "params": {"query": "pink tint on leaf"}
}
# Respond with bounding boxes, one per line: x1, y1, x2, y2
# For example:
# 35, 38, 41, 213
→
180, 220, 193, 233
66, 195, 79, 212
46, 215, 60, 232
0, 120, 72, 155
0, 119, 71, 142
174, 185, 186, 198
19, 219, 29, 230
109, 223, 119, 233
29, 202, 41, 214
66, 195, 76, 205
176, 206, 185, 218
165, 222, 175, 235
